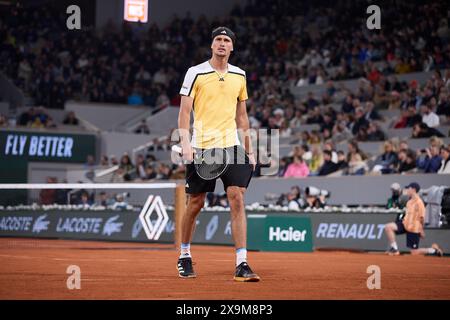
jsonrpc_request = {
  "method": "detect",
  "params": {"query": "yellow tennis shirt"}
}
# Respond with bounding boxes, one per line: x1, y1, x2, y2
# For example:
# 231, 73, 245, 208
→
179, 61, 248, 149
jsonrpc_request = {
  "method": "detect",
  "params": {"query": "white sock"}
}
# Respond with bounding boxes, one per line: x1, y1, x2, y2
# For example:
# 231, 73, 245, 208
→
236, 248, 247, 266
179, 243, 191, 258
427, 248, 436, 254
390, 242, 398, 250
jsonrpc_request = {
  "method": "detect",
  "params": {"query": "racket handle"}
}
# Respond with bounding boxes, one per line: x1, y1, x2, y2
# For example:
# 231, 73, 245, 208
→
171, 145, 183, 154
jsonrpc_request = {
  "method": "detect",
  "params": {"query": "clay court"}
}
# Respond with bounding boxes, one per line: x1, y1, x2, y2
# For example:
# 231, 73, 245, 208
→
0, 238, 449, 300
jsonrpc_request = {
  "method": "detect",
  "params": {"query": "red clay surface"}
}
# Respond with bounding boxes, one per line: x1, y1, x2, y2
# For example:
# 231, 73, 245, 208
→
0, 238, 449, 300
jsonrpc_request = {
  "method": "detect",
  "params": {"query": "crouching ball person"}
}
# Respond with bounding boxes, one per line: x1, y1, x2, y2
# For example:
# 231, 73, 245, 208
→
384, 182, 444, 256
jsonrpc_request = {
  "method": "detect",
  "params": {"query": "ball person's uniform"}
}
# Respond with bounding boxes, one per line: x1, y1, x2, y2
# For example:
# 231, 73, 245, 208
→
179, 61, 253, 194
395, 196, 426, 249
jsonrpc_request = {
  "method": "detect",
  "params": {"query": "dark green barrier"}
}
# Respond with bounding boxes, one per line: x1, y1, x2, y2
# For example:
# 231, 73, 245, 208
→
248, 214, 313, 252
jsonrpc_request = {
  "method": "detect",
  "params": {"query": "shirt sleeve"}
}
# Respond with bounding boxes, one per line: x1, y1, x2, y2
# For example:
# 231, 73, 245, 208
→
238, 75, 248, 102
179, 67, 198, 98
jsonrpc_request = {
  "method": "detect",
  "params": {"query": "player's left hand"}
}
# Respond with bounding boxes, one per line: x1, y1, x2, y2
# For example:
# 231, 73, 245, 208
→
420, 230, 425, 239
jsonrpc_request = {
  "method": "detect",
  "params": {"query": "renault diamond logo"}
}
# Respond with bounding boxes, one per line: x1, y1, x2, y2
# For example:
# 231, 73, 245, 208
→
139, 195, 169, 240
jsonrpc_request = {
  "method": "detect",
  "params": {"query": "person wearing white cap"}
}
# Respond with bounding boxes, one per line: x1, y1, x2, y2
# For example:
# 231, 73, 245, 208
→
386, 182, 403, 209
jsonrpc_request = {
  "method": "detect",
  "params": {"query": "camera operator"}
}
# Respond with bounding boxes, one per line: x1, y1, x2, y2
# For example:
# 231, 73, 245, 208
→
111, 192, 130, 210
276, 186, 306, 210
386, 183, 405, 209
305, 186, 330, 209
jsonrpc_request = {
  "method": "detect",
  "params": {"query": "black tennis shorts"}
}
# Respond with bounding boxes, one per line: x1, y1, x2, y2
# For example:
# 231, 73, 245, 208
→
185, 145, 254, 194
395, 221, 420, 249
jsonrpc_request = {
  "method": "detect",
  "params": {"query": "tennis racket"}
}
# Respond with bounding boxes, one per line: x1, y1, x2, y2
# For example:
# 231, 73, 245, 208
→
172, 145, 230, 180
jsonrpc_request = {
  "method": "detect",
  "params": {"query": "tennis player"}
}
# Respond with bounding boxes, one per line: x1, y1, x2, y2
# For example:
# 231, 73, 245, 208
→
384, 182, 443, 256
176, 26, 260, 282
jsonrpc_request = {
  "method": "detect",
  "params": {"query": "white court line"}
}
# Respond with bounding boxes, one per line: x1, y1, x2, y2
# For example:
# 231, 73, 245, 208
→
0, 183, 177, 189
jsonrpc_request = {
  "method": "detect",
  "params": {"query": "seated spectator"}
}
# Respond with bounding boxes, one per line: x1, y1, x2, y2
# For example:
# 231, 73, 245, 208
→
45, 116, 57, 129
396, 149, 416, 173
366, 122, 386, 141
119, 153, 134, 173
341, 94, 354, 114
305, 92, 319, 109
96, 192, 114, 207
356, 125, 369, 141
308, 145, 323, 174
405, 105, 423, 127
398, 140, 410, 152
347, 140, 367, 162
320, 113, 335, 133
84, 155, 96, 170
18, 107, 36, 126
421, 104, 440, 128
438, 145, 450, 174
63, 111, 79, 125
351, 107, 370, 135
134, 154, 147, 179
148, 138, 164, 151
110, 155, 119, 166
347, 153, 368, 175
308, 130, 321, 144
279, 119, 292, 138
392, 108, 410, 128
39, 177, 57, 205
364, 101, 383, 121
416, 146, 442, 173
306, 107, 324, 125
277, 157, 289, 177
145, 165, 157, 180
78, 191, 93, 206
412, 122, 445, 139
373, 141, 398, 174
135, 119, 150, 134
336, 151, 348, 170
100, 155, 109, 167
386, 183, 405, 209
111, 167, 125, 183
323, 141, 338, 163
436, 92, 449, 116
0, 114, 8, 127
157, 163, 172, 179
388, 91, 402, 110
332, 121, 352, 144
317, 150, 339, 176
29, 107, 48, 128
283, 155, 310, 178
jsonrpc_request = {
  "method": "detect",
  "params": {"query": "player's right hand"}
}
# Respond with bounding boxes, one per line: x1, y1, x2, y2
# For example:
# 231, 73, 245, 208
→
182, 144, 193, 162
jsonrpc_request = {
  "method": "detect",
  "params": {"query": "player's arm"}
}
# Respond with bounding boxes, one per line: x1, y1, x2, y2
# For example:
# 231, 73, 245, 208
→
236, 100, 255, 168
178, 95, 194, 161
417, 203, 426, 238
